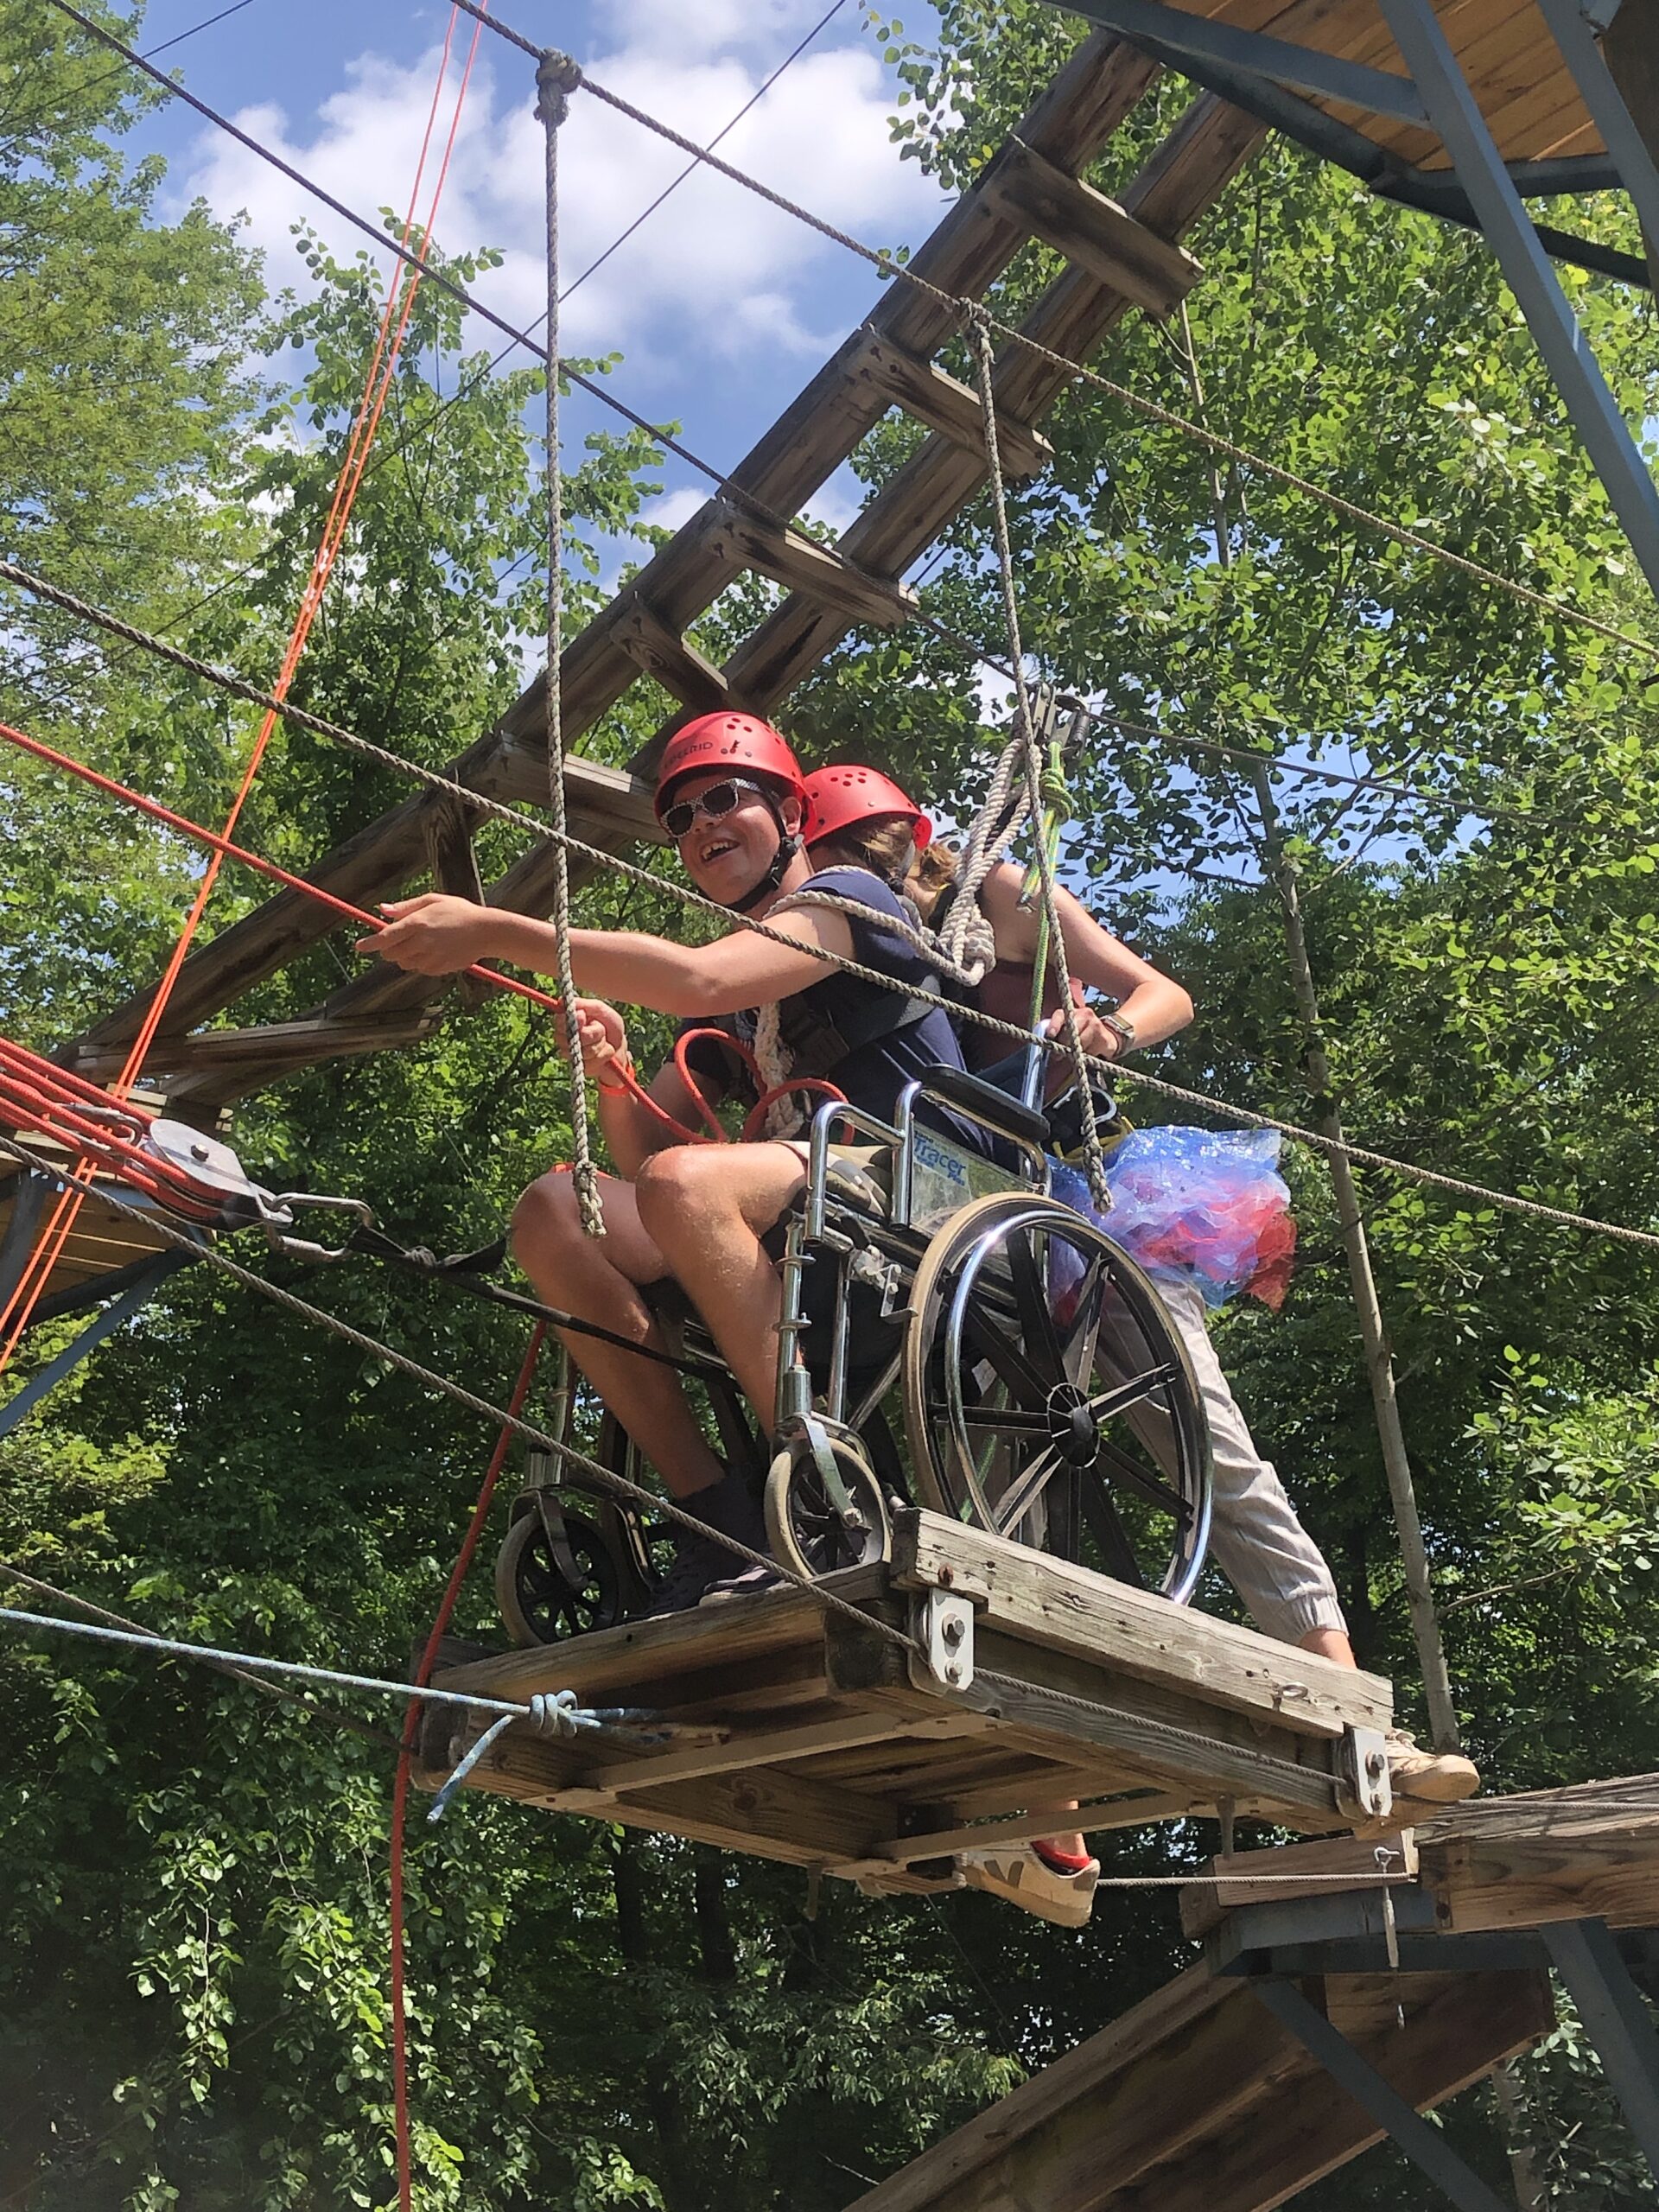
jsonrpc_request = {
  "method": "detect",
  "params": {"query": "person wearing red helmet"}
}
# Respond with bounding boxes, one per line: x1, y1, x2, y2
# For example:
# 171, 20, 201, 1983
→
798, 763, 1476, 1911
364, 712, 989, 1613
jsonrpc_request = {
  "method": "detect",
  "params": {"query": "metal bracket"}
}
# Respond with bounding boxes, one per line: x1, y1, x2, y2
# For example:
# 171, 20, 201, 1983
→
1337, 1724, 1393, 1822
912, 1586, 976, 1691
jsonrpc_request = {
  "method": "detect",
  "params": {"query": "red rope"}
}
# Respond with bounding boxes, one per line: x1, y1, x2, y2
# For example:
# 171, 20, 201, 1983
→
389, 1325, 544, 2211
0, 5, 485, 1368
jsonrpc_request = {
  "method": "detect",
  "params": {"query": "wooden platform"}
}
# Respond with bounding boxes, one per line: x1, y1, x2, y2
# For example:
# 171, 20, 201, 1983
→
414, 1510, 1394, 1876
854, 1774, 1659, 2212
0, 1136, 182, 1313
1161, 0, 1610, 171
845, 1953, 1549, 2212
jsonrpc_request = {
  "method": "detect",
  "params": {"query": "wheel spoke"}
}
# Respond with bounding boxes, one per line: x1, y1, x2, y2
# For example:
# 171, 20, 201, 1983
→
1088, 1364, 1179, 1423
991, 1443, 1065, 1535
961, 1303, 1052, 1409
1058, 1255, 1107, 1382
1078, 1480, 1147, 1587
1090, 1436, 1193, 1522
1006, 1228, 1065, 1387
951, 1402, 1054, 1436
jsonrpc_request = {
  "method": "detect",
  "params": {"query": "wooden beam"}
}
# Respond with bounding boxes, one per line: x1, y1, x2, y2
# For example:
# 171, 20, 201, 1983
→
704, 500, 917, 628
893, 1509, 1391, 1740
844, 327, 1055, 476
1415, 1771, 1659, 1933
846, 1964, 1552, 2212
1179, 1829, 1420, 1940
71, 1012, 443, 1086
723, 89, 1267, 709
613, 587, 742, 711
983, 137, 1202, 315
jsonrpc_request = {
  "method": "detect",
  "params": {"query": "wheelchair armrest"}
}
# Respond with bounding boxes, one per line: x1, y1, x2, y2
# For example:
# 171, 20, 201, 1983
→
918, 1065, 1052, 1151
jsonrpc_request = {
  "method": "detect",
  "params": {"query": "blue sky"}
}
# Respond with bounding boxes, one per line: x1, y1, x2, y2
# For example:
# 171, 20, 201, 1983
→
124, 0, 952, 551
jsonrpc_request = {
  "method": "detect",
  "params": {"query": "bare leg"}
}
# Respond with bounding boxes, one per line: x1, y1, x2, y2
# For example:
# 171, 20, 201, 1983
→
633, 1141, 807, 1429
511, 1167, 724, 1499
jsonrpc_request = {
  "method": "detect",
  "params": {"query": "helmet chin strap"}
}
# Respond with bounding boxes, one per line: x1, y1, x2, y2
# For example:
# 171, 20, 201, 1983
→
726, 805, 801, 914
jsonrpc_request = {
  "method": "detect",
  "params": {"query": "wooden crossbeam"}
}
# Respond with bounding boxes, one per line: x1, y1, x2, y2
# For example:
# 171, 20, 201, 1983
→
613, 589, 742, 711
844, 326, 1055, 476
984, 137, 1203, 315
704, 499, 918, 627
72, 1011, 443, 1085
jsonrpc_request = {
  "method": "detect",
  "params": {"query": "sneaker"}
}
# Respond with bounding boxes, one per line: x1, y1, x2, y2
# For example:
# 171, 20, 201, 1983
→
700, 1560, 785, 1604
1385, 1728, 1480, 1805
959, 1840, 1099, 1928
645, 1469, 771, 1617
645, 1535, 734, 1617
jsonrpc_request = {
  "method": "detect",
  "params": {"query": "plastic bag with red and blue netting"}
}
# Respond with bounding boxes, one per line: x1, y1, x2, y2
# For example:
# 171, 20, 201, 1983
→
1050, 1128, 1297, 1311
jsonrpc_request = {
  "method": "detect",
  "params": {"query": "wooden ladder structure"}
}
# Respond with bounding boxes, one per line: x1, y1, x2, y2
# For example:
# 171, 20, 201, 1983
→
65, 27, 1265, 1110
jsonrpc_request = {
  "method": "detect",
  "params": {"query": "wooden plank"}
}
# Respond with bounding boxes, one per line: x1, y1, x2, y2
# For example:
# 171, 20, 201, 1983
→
847, 1963, 1553, 2212
613, 588, 743, 712
429, 1574, 880, 1708
1415, 1772, 1659, 1932
893, 1509, 1390, 1739
843, 327, 1055, 477
953, 1624, 1344, 1815
438, 1721, 896, 1867
1103, 1974, 1554, 2212
586, 1704, 994, 1796
984, 139, 1203, 315
72, 1012, 442, 1084
704, 500, 918, 627
832, 1788, 1230, 1873
1179, 1829, 1419, 1938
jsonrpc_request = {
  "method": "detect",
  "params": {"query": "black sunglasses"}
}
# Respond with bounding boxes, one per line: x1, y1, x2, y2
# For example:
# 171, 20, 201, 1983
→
661, 776, 768, 841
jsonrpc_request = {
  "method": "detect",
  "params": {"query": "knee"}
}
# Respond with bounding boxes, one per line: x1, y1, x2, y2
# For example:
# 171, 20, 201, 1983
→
510, 1168, 582, 1271
634, 1147, 723, 1247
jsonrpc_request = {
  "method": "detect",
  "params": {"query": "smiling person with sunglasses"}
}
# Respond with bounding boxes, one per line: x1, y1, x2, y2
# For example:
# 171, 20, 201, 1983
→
365, 711, 983, 1612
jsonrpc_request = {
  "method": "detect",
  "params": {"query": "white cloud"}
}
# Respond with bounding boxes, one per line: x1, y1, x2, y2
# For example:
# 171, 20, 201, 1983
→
175, 12, 948, 373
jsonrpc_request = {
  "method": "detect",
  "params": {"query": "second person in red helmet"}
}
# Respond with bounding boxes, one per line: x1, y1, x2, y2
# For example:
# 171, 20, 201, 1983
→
365, 712, 989, 1611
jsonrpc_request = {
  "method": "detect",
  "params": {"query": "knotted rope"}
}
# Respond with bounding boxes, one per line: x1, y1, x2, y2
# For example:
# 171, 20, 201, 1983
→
970, 310, 1110, 1210
537, 49, 606, 1238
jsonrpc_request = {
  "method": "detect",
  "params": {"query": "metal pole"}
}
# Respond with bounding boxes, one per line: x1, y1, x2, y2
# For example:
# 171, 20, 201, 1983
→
1252, 769, 1461, 1751
0, 1259, 183, 1440
1250, 1980, 1516, 2212
1541, 1918, 1659, 2182
1533, 0, 1659, 254
1376, 0, 1659, 607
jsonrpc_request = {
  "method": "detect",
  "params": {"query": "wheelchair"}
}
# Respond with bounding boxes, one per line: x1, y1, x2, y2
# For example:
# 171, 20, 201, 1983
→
493, 1066, 1215, 1645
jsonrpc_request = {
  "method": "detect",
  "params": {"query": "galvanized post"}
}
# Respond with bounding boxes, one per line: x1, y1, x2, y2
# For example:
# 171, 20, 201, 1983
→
0, 1259, 186, 1441
1250, 1979, 1516, 2212
1376, 0, 1659, 607
1532, 0, 1659, 254
1541, 1918, 1659, 2181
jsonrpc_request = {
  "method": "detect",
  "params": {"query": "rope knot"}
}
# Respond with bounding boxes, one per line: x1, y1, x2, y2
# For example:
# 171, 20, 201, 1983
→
536, 49, 583, 126
528, 1688, 585, 1736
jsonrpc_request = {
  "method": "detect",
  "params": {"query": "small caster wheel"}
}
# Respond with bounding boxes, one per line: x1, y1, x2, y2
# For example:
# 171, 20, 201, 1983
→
494, 1499, 624, 1646
764, 1429, 891, 1580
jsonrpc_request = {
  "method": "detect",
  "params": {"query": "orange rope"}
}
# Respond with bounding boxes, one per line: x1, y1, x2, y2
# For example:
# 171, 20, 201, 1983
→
0, 9, 485, 1368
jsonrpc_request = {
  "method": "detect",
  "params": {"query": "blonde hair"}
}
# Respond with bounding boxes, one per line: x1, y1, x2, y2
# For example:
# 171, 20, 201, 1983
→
904, 839, 961, 925
809, 817, 922, 885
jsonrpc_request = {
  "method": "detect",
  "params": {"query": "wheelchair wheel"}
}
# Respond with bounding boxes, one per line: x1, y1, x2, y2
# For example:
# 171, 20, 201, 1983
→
901, 1192, 1211, 1601
765, 1429, 891, 1580
494, 1498, 626, 1646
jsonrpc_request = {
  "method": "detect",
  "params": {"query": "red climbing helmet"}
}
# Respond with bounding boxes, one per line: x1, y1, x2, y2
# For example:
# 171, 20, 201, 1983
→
653, 711, 807, 821
802, 764, 933, 852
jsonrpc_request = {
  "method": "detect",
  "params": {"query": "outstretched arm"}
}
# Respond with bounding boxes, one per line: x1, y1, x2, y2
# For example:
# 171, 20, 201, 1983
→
361, 894, 855, 1018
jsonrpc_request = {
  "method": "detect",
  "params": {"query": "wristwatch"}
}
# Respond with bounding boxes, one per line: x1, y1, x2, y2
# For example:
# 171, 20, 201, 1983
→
1101, 1011, 1137, 1056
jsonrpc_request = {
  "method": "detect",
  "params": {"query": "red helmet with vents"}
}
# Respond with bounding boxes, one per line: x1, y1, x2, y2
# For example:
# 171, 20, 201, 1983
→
653, 712, 807, 821
802, 763, 933, 852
